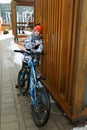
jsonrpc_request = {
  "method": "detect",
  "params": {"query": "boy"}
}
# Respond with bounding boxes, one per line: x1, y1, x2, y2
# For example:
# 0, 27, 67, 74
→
23, 25, 43, 64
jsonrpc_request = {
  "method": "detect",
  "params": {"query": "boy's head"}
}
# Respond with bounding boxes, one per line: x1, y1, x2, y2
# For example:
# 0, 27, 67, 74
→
33, 25, 42, 36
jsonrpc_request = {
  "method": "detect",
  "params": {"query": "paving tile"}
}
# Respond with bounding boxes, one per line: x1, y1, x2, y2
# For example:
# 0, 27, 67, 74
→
26, 126, 39, 130
39, 126, 59, 130
2, 80, 11, 84
1, 102, 15, 109
16, 110, 24, 123
59, 115, 70, 124
1, 107, 16, 115
1, 121, 19, 130
1, 93, 13, 98
1, 114, 18, 123
2, 87, 12, 91
15, 98, 20, 104
51, 103, 63, 117
23, 111, 32, 119
2, 84, 12, 88
17, 116, 24, 123
16, 103, 22, 109
19, 123, 26, 130
25, 118, 35, 127
2, 89, 13, 95
54, 118, 65, 130
1, 97, 14, 103
21, 105, 31, 112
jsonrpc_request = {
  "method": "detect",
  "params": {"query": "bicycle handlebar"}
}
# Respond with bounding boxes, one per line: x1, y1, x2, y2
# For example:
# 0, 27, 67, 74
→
14, 50, 24, 53
14, 49, 45, 55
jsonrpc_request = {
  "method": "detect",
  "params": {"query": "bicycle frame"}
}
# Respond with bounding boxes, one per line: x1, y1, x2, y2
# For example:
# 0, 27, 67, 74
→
27, 58, 40, 106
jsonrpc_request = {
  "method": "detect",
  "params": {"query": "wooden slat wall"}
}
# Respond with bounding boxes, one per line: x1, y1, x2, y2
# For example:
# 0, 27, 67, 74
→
34, 0, 78, 118
34, 0, 87, 121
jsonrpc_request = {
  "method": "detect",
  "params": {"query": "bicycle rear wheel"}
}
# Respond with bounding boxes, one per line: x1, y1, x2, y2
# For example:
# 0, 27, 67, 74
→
18, 68, 29, 95
31, 87, 51, 127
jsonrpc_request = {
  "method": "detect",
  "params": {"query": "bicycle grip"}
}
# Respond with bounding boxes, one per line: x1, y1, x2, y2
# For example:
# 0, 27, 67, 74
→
14, 50, 24, 53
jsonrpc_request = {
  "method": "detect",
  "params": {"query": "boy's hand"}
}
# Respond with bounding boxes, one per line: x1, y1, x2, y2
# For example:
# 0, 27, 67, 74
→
35, 40, 40, 46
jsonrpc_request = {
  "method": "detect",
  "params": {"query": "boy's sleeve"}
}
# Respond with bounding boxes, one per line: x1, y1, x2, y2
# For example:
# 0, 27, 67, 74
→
36, 40, 43, 53
24, 36, 32, 49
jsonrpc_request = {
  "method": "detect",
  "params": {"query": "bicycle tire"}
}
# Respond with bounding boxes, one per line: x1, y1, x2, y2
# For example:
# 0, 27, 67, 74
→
18, 68, 29, 95
31, 87, 51, 127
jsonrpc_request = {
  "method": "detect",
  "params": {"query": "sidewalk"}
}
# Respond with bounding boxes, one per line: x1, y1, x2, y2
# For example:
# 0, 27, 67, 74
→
0, 36, 87, 130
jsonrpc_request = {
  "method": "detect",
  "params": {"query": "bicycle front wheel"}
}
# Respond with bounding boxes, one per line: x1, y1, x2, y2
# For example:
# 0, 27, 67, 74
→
18, 68, 29, 95
31, 87, 51, 127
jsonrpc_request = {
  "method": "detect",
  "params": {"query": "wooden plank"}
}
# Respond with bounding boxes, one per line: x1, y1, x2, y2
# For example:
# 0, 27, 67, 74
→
40, 0, 48, 78
15, 0, 34, 6
16, 2, 33, 6
72, 0, 87, 112
68, 0, 81, 106
55, 0, 60, 93
11, 0, 17, 37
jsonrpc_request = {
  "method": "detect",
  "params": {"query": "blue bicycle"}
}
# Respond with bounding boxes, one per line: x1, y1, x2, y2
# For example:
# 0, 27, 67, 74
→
14, 49, 51, 127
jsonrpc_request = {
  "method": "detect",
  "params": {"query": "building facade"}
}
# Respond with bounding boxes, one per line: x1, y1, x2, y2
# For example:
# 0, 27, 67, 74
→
0, 4, 11, 24
0, 3, 34, 25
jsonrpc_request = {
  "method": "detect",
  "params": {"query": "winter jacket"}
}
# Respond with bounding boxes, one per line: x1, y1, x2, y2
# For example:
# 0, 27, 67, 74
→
24, 33, 43, 53
23, 33, 43, 64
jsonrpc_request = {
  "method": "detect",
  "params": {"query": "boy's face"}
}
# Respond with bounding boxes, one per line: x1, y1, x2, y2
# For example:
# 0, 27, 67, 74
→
34, 30, 40, 36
